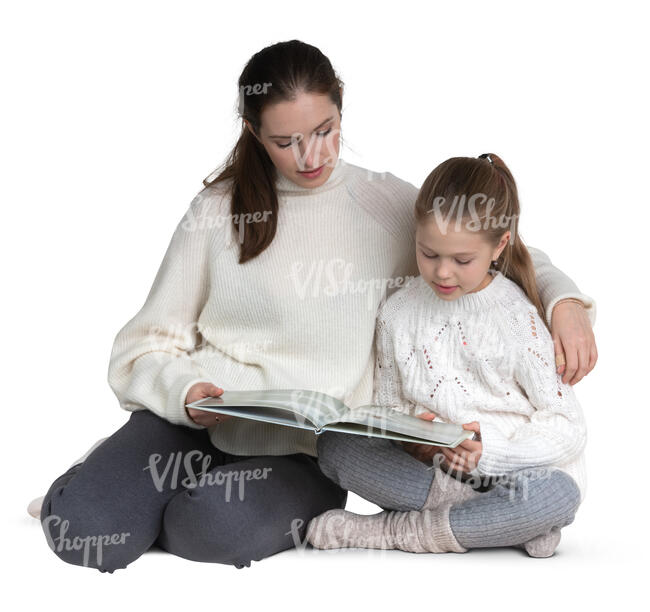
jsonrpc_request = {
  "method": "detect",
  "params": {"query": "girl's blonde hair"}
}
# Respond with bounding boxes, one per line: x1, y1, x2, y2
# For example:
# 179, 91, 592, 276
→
414, 154, 548, 329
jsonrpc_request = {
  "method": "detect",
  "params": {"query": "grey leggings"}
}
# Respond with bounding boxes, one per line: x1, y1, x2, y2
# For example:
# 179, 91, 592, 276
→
40, 410, 347, 573
316, 431, 581, 549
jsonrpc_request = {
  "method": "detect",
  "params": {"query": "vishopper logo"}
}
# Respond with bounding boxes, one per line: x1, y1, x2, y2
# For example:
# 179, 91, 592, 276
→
283, 129, 340, 172
282, 389, 347, 430
237, 82, 273, 116
286, 258, 414, 310
284, 515, 395, 560
42, 514, 131, 568
143, 450, 273, 502
181, 200, 273, 246
426, 193, 518, 241
144, 323, 274, 358
423, 453, 554, 502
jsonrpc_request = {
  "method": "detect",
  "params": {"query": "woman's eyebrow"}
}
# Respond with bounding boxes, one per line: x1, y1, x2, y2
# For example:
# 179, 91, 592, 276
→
269, 116, 334, 139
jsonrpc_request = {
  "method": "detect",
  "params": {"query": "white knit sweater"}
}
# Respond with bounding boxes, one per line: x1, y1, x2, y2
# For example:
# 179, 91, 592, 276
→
373, 270, 588, 502
107, 157, 596, 460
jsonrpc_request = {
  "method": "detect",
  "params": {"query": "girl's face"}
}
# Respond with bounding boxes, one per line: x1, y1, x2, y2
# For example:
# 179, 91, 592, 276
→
415, 218, 510, 300
245, 91, 341, 190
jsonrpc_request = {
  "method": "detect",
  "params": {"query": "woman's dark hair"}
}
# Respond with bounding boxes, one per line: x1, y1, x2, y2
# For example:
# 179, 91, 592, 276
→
414, 154, 548, 329
203, 40, 344, 264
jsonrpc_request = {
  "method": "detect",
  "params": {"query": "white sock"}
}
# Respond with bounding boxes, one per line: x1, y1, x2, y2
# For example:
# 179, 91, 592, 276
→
306, 502, 467, 554
26, 437, 109, 520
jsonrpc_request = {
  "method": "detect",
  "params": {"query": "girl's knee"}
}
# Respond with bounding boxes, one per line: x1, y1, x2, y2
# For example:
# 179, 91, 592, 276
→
502, 467, 581, 527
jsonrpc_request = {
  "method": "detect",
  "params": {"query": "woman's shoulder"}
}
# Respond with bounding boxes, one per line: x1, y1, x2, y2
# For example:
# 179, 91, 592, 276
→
188, 179, 233, 218
342, 161, 419, 242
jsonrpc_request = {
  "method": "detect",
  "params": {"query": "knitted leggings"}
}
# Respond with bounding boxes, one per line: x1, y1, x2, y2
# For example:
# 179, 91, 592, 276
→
40, 410, 347, 573
316, 431, 582, 549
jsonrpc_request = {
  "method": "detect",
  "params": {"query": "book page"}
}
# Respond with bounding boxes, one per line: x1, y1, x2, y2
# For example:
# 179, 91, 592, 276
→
329, 405, 474, 447
187, 389, 348, 429
188, 403, 319, 432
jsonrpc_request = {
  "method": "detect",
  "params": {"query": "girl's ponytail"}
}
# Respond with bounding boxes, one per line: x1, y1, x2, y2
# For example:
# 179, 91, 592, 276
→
482, 153, 547, 329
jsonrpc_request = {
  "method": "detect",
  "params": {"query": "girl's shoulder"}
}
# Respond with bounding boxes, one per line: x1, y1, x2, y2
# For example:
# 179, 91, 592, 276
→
496, 275, 554, 349
377, 275, 427, 326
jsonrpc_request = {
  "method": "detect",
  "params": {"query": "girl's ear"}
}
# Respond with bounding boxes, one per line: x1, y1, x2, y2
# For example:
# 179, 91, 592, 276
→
494, 231, 511, 259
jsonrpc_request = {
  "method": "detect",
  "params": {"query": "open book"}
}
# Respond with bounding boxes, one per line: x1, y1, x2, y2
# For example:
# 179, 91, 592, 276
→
186, 389, 475, 448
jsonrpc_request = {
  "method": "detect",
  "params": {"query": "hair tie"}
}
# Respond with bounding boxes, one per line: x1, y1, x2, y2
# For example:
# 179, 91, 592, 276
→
478, 153, 494, 165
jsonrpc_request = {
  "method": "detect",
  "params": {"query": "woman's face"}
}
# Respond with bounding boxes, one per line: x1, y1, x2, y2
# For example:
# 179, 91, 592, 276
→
246, 91, 341, 190
415, 218, 510, 300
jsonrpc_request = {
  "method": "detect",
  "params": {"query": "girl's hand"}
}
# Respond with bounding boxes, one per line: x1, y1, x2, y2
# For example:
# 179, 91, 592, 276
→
401, 412, 446, 463
438, 421, 483, 474
551, 300, 598, 385
185, 383, 235, 427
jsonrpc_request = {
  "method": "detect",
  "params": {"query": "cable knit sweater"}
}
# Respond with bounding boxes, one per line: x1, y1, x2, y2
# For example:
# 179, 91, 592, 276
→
107, 156, 596, 459
373, 269, 588, 502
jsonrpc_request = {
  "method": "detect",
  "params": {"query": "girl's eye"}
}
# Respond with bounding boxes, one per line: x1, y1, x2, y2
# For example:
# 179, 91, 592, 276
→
420, 251, 471, 265
277, 127, 331, 149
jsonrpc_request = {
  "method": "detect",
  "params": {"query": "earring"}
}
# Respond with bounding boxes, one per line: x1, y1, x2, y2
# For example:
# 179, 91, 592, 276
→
491, 259, 499, 269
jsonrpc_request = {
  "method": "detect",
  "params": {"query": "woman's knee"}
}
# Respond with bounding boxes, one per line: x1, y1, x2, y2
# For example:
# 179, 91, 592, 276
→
159, 485, 274, 568
159, 455, 343, 568
40, 469, 140, 573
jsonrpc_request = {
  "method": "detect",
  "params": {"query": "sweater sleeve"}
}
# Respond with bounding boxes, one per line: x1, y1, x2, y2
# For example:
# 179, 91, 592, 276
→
527, 245, 597, 328
474, 309, 588, 476
107, 191, 220, 429
372, 301, 407, 409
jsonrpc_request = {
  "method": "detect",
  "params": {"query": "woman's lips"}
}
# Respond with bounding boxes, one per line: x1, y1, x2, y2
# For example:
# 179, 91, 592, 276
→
298, 164, 325, 178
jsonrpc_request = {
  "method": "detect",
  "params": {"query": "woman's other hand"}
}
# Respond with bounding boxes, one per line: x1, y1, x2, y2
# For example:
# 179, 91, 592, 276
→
185, 383, 235, 427
551, 300, 598, 385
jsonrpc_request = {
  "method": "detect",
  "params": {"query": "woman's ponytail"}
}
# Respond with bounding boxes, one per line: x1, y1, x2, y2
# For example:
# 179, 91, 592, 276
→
202, 40, 344, 264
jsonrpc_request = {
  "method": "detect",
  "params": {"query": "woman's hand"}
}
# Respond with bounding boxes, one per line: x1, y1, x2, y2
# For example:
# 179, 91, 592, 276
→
551, 300, 598, 385
185, 382, 235, 427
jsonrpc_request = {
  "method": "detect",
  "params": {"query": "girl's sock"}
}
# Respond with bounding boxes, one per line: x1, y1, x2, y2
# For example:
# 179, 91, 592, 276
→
514, 527, 562, 558
419, 467, 482, 510
306, 502, 467, 553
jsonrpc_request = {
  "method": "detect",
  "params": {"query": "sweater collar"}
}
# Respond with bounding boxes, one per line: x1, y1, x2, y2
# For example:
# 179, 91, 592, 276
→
275, 157, 347, 196
417, 270, 509, 314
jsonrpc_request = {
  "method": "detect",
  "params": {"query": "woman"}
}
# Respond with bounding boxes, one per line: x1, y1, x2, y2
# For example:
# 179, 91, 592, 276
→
36, 39, 597, 572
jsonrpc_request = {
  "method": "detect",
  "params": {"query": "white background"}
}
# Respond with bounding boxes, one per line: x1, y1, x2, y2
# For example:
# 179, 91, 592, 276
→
2, 0, 647, 610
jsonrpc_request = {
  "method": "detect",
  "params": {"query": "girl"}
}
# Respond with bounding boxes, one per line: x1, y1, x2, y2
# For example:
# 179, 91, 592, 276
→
34, 39, 595, 572
306, 153, 589, 557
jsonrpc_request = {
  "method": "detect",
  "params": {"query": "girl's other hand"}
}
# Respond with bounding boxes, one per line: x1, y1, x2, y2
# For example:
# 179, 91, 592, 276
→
439, 421, 483, 474
551, 300, 598, 385
185, 383, 235, 427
